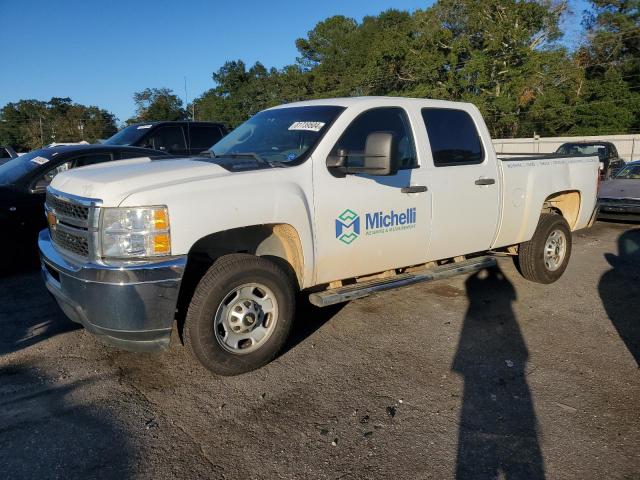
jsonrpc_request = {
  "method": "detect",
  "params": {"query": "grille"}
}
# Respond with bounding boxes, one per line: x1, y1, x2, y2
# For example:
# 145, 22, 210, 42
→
46, 192, 89, 220
52, 229, 89, 257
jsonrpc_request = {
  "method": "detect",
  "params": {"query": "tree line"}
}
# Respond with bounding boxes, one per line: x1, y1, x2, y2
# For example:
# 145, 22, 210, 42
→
1, 0, 638, 151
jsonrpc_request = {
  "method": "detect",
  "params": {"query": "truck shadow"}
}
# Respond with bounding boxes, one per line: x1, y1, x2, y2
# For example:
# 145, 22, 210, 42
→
453, 266, 545, 480
0, 269, 80, 356
598, 228, 640, 368
281, 297, 345, 355
0, 364, 133, 478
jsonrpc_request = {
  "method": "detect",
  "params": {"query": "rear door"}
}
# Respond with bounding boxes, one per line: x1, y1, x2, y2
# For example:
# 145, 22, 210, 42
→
188, 124, 225, 153
421, 107, 500, 261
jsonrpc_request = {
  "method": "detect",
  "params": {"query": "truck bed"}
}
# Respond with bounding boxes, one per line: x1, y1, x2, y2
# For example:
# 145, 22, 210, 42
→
492, 153, 600, 248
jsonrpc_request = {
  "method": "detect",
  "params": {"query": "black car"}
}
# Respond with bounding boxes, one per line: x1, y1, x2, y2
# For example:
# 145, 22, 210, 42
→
0, 144, 169, 255
555, 141, 625, 179
102, 121, 227, 155
0, 145, 18, 165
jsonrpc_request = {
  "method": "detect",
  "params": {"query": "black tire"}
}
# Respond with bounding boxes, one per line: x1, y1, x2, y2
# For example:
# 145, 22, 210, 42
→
516, 213, 572, 284
184, 254, 295, 376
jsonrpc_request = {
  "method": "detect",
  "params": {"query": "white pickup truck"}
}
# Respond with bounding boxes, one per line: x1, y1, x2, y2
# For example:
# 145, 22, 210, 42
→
40, 97, 599, 375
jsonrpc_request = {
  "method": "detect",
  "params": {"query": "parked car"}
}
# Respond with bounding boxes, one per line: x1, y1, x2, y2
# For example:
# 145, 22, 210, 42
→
103, 121, 227, 155
598, 160, 640, 222
40, 97, 599, 375
0, 144, 169, 253
0, 145, 18, 165
555, 141, 625, 179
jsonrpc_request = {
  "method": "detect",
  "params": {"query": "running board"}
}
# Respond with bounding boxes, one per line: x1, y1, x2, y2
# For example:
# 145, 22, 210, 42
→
308, 256, 497, 307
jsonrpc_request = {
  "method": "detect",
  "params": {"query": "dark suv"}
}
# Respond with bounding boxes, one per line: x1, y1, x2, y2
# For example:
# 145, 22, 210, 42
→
103, 121, 227, 155
555, 141, 625, 179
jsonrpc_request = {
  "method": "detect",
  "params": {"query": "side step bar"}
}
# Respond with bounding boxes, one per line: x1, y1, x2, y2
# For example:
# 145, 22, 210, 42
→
308, 256, 497, 307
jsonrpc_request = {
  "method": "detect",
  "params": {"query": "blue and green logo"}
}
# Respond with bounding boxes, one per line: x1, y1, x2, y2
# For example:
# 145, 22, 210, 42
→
335, 209, 360, 244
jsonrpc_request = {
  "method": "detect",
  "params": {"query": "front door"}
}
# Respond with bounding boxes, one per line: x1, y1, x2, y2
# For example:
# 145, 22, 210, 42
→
312, 107, 431, 285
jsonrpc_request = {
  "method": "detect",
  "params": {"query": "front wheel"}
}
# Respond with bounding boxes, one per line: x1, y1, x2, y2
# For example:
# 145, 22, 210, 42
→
516, 213, 572, 284
184, 254, 295, 376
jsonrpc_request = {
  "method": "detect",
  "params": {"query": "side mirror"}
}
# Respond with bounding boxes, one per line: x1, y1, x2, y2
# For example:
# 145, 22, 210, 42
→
362, 132, 398, 176
326, 132, 398, 176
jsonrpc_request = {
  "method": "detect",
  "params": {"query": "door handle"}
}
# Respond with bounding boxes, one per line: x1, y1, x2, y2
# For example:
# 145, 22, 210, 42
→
475, 178, 495, 186
401, 185, 428, 194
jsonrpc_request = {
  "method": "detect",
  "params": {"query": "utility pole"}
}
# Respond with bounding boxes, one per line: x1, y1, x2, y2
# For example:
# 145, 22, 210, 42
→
39, 117, 44, 147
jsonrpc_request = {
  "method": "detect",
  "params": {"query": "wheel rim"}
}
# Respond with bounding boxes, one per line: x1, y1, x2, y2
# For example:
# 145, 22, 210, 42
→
543, 229, 567, 272
213, 283, 279, 355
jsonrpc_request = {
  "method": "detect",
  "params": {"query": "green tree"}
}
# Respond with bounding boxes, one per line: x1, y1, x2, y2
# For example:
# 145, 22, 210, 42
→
127, 88, 186, 124
0, 98, 117, 151
189, 0, 638, 137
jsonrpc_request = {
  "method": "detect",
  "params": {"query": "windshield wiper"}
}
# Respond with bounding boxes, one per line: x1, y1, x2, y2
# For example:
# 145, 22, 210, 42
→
216, 152, 276, 167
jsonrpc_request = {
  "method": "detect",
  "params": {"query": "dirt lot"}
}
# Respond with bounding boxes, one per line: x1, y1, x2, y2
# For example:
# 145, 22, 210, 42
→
0, 221, 638, 480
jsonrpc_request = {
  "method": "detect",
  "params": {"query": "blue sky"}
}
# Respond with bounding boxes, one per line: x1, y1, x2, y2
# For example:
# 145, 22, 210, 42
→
0, 0, 590, 124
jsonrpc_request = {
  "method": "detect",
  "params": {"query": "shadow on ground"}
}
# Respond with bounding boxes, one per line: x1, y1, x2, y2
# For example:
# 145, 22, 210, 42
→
453, 266, 545, 480
0, 268, 80, 355
0, 364, 133, 479
280, 296, 345, 355
599, 228, 640, 367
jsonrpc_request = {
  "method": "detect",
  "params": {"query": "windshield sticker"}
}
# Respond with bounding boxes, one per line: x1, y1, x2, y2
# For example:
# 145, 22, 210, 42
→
287, 152, 297, 161
136, 124, 153, 129
30, 156, 50, 165
288, 121, 325, 132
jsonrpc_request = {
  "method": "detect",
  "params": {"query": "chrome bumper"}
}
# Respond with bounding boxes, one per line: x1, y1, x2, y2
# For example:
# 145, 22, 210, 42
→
39, 229, 187, 352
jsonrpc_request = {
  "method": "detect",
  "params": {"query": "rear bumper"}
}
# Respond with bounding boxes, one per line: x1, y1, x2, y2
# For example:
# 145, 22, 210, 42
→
597, 200, 640, 223
39, 229, 186, 352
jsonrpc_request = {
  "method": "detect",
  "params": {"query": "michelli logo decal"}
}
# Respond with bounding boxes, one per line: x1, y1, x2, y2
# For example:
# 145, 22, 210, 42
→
335, 207, 417, 245
335, 209, 360, 245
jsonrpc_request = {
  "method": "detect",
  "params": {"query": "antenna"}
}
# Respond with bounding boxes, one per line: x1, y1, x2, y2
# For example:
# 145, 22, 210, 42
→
184, 76, 190, 121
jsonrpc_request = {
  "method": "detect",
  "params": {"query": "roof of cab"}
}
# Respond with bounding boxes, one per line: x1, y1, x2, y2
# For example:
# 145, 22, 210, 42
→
269, 96, 476, 110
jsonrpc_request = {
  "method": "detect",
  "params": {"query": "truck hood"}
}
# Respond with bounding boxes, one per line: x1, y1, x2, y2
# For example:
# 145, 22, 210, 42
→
599, 179, 640, 200
50, 157, 238, 206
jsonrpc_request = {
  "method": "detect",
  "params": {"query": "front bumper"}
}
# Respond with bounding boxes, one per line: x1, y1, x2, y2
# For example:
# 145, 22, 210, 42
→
39, 229, 187, 352
597, 200, 640, 222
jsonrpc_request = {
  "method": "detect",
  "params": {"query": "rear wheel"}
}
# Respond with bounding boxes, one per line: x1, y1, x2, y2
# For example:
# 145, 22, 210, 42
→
516, 213, 572, 284
184, 254, 295, 376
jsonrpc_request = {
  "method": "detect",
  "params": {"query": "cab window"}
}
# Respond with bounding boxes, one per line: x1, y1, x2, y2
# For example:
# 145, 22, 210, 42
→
422, 108, 484, 166
72, 153, 112, 167
331, 107, 417, 170
145, 126, 187, 153
190, 125, 224, 152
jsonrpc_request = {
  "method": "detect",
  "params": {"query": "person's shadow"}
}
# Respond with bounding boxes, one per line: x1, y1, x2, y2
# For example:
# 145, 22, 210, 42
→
598, 228, 640, 368
453, 266, 545, 479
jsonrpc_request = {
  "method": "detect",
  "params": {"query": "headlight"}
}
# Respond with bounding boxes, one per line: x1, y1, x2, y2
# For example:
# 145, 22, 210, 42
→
101, 206, 171, 258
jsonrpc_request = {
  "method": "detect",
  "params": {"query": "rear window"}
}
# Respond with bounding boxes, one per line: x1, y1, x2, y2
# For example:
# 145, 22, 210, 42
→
421, 109, 484, 166
556, 143, 609, 159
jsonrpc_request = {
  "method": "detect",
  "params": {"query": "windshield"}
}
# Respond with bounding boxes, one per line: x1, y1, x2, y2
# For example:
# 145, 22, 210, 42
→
103, 124, 152, 146
209, 105, 345, 164
615, 164, 640, 179
556, 143, 608, 160
0, 149, 54, 185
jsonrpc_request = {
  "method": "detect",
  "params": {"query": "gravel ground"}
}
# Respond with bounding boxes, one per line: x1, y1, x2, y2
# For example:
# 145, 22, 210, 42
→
0, 221, 638, 480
